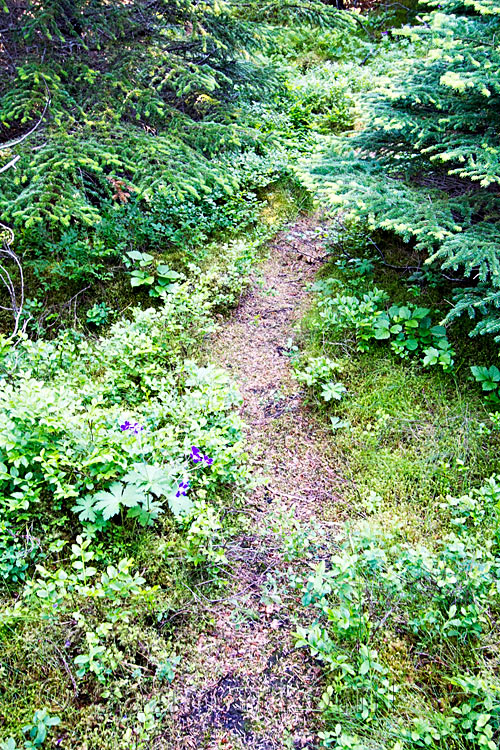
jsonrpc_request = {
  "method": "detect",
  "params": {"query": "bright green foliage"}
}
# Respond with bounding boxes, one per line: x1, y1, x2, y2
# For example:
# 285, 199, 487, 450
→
0, 277, 247, 741
237, 1, 353, 26
471, 364, 500, 404
2, 4, 499, 747
297, 476, 500, 750
0, 708, 60, 749
293, 355, 347, 403
312, 0, 500, 338
311, 277, 456, 369
15, 537, 161, 688
0, 0, 265, 299
125, 251, 184, 297
283, 69, 354, 135
0, 286, 247, 582
0, 0, 349, 309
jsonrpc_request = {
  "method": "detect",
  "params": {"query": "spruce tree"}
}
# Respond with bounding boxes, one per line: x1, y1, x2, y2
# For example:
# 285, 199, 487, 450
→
313, 0, 500, 337
0, 0, 347, 283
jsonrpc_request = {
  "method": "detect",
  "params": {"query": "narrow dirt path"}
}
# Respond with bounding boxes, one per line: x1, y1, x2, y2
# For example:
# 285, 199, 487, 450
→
165, 216, 341, 750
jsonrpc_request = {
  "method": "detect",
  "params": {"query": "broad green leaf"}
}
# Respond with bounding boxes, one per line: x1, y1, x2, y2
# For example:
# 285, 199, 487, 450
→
359, 660, 370, 675
156, 265, 182, 279
124, 463, 176, 497
71, 495, 97, 523
93, 482, 147, 520
127, 499, 164, 526
120, 483, 147, 508
405, 338, 419, 351
169, 492, 194, 519
321, 381, 347, 402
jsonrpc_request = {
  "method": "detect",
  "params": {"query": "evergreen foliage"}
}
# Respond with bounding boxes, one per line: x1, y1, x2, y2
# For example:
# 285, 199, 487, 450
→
0, 0, 350, 315
312, 0, 500, 338
0, 1, 265, 232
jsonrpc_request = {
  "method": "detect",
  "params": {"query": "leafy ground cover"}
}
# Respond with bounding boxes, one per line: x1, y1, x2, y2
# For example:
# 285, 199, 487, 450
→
292, 222, 500, 750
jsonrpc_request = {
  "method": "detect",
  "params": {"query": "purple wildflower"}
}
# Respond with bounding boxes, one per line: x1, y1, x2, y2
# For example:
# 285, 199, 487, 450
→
120, 420, 144, 434
190, 446, 203, 463
191, 446, 214, 467
176, 480, 190, 498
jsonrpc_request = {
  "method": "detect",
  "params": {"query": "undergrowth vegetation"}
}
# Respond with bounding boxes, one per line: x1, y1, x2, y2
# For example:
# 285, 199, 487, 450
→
293, 219, 500, 748
285, 3, 500, 733
310, 0, 500, 339
0, 1, 355, 745
297, 475, 500, 749
0, 285, 250, 744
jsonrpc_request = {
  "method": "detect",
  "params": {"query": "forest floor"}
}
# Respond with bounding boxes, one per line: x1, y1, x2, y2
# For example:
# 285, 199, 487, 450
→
162, 215, 339, 749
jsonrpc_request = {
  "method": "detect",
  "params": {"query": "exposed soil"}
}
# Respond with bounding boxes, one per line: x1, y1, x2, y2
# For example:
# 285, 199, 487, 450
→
161, 215, 343, 749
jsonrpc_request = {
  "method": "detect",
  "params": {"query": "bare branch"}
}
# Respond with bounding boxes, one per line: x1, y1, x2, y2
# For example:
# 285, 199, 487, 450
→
0, 88, 51, 152
0, 223, 24, 337
0, 85, 51, 337
0, 154, 20, 174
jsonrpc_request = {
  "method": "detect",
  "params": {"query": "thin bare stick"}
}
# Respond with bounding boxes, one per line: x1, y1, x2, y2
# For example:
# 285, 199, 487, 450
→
0, 154, 20, 174
0, 222, 24, 336
0, 86, 50, 336
0, 89, 51, 152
